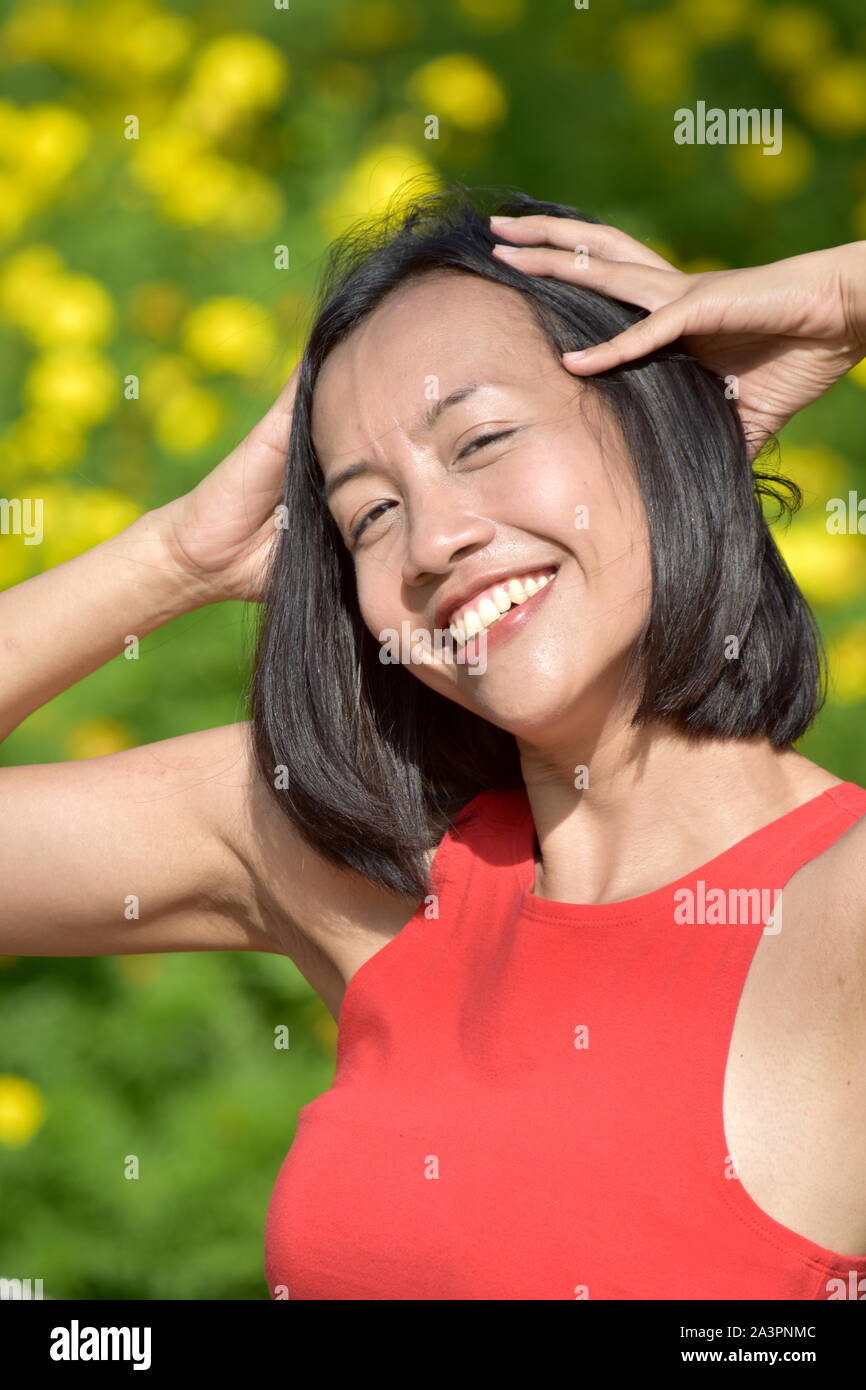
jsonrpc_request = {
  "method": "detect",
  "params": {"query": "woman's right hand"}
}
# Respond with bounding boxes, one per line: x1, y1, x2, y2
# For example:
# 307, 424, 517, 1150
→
155, 363, 300, 603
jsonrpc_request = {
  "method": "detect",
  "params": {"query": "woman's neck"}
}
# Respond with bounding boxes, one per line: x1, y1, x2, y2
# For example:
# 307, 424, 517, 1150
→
516, 720, 842, 907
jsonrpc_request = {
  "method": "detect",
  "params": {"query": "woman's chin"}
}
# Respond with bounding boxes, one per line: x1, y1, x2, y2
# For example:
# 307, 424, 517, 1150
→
466, 680, 593, 744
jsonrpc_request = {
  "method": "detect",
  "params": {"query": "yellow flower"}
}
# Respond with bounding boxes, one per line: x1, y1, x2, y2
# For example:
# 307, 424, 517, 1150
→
0, 170, 34, 241
131, 127, 209, 198
826, 621, 866, 704
0, 1075, 45, 1147
614, 16, 692, 104
0, 254, 79, 341
729, 125, 813, 200
25, 349, 117, 427
138, 351, 198, 409
848, 356, 866, 388
187, 33, 288, 110
753, 4, 833, 73
774, 515, 866, 606
158, 153, 239, 227
154, 157, 283, 235
0, 533, 31, 591
797, 57, 866, 136
334, 0, 421, 49
2, 0, 77, 65
16, 105, 90, 188
776, 444, 848, 505
181, 297, 278, 376
66, 717, 136, 760
406, 54, 507, 132
37, 485, 142, 567
215, 169, 284, 239
138, 353, 204, 428
114, 8, 192, 79
1, 412, 84, 473
270, 342, 304, 397
318, 148, 440, 241
454, 0, 526, 32
24, 274, 115, 349
671, 0, 754, 43
0, 244, 65, 323
7, 0, 190, 83
153, 384, 225, 454
0, 99, 27, 160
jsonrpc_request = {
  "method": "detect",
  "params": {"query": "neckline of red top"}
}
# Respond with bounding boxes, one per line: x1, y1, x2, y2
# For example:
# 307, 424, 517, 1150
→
458, 780, 866, 926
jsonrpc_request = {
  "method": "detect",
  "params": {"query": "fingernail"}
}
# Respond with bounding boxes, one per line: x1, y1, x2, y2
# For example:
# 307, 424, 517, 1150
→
490, 215, 516, 224
492, 243, 519, 254
563, 349, 591, 361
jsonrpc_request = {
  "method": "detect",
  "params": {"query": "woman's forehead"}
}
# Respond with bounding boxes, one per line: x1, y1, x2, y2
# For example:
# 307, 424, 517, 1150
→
311, 277, 551, 452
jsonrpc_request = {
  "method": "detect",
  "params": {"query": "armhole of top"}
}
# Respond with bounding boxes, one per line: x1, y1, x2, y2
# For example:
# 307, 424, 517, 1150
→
336, 787, 521, 1056
334, 797, 477, 1057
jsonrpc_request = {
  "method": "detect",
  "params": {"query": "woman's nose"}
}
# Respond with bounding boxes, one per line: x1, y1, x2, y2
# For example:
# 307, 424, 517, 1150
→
400, 493, 497, 587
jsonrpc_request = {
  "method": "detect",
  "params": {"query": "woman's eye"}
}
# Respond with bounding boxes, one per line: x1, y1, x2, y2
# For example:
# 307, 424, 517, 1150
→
349, 430, 517, 544
350, 500, 395, 543
457, 428, 516, 460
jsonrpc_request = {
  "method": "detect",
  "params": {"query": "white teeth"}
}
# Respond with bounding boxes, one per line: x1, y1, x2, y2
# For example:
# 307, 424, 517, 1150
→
448, 570, 556, 646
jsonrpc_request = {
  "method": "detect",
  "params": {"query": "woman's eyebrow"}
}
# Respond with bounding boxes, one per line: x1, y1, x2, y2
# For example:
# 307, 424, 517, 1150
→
320, 380, 489, 503
321, 459, 376, 504
421, 380, 484, 431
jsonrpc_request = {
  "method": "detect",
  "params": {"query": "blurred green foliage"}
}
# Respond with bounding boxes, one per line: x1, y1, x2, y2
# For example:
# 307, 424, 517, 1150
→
0, 0, 865, 1298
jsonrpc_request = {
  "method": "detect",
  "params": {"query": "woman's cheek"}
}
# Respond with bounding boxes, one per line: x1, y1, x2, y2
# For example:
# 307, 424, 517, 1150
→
489, 446, 597, 538
356, 574, 409, 651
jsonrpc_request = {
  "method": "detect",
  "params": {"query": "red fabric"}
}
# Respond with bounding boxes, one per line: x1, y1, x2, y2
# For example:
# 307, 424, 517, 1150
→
265, 781, 866, 1300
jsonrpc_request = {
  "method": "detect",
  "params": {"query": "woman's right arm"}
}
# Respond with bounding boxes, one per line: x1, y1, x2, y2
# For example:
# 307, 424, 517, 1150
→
1, 506, 212, 746
0, 509, 281, 956
0, 368, 323, 959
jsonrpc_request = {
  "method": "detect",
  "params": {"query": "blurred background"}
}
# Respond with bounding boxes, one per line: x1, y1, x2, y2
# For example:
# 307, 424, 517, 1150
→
1, 0, 865, 1299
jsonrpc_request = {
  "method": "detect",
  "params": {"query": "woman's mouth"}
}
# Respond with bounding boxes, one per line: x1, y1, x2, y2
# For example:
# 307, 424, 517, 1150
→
447, 566, 559, 652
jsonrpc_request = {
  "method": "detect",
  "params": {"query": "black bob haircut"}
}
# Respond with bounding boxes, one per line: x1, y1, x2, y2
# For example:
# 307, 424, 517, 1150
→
248, 180, 827, 901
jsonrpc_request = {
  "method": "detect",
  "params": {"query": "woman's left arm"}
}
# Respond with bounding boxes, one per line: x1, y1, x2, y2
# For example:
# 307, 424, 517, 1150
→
489, 215, 866, 462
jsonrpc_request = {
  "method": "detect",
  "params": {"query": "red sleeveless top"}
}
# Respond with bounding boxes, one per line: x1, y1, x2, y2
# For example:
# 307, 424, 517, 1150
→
265, 780, 866, 1300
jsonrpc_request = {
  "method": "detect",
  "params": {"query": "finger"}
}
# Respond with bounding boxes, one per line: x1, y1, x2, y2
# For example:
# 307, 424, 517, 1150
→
491, 243, 685, 311
561, 300, 689, 374
489, 213, 675, 271
248, 362, 301, 456
266, 360, 301, 422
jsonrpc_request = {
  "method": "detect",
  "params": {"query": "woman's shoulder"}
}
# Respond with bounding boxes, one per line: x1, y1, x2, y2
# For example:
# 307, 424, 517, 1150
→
779, 762, 866, 975
228, 754, 530, 953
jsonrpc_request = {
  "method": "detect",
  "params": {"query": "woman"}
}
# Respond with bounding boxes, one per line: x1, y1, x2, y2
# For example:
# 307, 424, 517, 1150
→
2, 185, 865, 1301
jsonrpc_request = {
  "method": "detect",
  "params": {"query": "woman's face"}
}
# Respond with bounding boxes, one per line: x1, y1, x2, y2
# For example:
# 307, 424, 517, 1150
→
313, 269, 652, 746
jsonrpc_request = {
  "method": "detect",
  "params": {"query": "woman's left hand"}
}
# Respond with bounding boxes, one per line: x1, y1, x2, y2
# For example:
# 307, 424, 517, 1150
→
490, 214, 866, 461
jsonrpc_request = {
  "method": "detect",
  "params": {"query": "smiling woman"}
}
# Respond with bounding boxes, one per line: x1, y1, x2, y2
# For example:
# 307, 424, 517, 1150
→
250, 184, 866, 1301
249, 183, 825, 900
4, 178, 864, 1305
